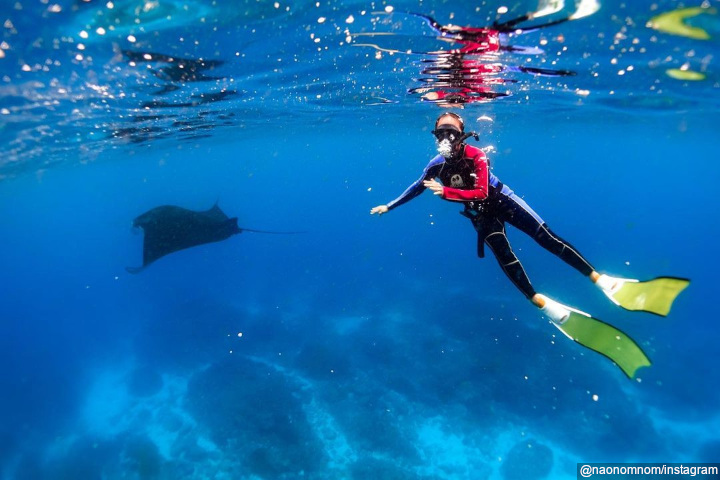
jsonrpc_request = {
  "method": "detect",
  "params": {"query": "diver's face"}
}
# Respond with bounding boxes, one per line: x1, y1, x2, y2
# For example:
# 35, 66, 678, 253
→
434, 116, 464, 159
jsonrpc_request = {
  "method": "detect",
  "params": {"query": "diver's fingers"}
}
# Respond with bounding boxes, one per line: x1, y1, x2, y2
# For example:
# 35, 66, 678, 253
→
423, 180, 443, 194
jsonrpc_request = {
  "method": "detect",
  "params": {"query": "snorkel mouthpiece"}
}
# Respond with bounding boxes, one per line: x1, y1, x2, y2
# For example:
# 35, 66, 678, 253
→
437, 138, 454, 158
433, 126, 462, 158
433, 128, 479, 159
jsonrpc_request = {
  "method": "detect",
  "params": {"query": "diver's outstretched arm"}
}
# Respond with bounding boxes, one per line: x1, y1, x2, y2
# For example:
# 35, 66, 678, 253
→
404, 12, 456, 37
494, 14, 573, 34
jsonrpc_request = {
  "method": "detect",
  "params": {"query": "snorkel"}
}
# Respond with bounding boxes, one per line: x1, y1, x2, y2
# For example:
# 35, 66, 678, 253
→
460, 131, 480, 142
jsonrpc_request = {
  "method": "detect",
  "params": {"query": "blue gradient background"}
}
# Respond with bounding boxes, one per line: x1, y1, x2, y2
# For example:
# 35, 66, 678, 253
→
1, 0, 718, 478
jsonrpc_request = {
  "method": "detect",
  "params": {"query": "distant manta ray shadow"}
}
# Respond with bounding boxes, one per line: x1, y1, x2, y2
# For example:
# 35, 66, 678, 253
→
127, 203, 301, 273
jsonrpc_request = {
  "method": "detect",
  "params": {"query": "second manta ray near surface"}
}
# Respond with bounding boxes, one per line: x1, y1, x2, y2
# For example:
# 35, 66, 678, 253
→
127, 203, 297, 273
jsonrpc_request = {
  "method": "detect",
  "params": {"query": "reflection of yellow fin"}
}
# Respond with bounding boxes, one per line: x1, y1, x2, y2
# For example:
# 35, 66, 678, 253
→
666, 68, 706, 81
647, 7, 716, 40
611, 277, 690, 317
554, 311, 651, 379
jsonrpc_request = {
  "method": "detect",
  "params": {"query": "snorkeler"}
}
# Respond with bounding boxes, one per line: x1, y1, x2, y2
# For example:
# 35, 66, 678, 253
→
370, 113, 689, 379
353, 1, 599, 105
409, 55, 573, 107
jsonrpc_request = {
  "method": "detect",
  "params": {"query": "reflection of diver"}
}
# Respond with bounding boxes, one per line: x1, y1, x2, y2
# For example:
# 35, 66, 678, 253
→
410, 53, 574, 106
410, 56, 513, 105
405, 1, 593, 105
411, 0, 600, 54
412, 57, 574, 106
370, 113, 689, 378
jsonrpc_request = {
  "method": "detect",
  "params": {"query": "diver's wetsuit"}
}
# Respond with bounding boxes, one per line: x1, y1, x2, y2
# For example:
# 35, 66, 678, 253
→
387, 144, 594, 299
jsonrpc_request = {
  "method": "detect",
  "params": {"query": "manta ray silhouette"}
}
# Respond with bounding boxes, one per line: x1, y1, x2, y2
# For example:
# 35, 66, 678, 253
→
127, 203, 295, 273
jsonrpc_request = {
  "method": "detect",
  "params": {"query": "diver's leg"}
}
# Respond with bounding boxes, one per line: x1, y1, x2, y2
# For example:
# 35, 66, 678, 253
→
517, 65, 576, 77
482, 201, 651, 376
483, 218, 579, 324
494, 13, 572, 33
483, 219, 537, 300
533, 224, 595, 275
503, 192, 595, 276
492, 14, 532, 31
512, 16, 573, 33
502, 193, 688, 315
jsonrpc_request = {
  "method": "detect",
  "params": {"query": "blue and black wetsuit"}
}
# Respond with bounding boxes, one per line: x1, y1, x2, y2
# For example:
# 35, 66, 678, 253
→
387, 144, 594, 299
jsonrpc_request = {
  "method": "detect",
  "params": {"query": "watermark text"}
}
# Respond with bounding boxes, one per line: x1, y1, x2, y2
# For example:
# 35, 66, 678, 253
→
578, 463, 720, 479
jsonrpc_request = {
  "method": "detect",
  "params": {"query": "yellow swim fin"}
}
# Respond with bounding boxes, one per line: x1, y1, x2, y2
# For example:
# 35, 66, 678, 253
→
553, 309, 651, 379
598, 276, 690, 317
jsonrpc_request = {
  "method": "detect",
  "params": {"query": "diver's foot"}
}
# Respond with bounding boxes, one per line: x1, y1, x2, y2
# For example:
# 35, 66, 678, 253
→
594, 273, 628, 296
535, 294, 571, 325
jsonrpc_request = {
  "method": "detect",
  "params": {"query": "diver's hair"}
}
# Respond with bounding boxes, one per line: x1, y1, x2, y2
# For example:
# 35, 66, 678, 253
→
435, 112, 465, 131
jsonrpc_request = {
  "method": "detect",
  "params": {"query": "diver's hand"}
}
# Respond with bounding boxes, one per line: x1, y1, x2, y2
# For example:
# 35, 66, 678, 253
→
370, 205, 389, 215
423, 179, 444, 196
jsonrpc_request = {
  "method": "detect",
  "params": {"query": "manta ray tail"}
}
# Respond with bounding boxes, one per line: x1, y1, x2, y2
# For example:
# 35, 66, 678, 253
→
241, 228, 306, 235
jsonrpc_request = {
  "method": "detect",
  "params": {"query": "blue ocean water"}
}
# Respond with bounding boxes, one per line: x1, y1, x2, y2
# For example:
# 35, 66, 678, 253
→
1, 0, 719, 478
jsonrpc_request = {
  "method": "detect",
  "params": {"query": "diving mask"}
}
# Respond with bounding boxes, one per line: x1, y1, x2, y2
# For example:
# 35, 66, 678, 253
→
433, 126, 463, 159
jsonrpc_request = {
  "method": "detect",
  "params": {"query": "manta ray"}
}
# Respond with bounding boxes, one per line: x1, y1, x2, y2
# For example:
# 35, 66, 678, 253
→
127, 203, 295, 273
